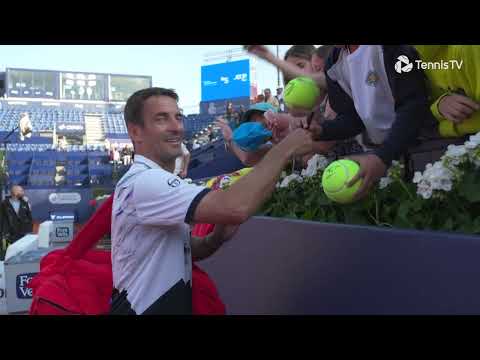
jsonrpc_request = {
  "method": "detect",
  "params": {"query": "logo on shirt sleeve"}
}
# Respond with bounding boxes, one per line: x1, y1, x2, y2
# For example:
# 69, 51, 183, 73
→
167, 178, 181, 188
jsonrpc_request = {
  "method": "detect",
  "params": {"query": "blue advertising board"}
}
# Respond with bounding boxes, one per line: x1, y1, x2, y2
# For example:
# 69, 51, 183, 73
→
201, 59, 250, 102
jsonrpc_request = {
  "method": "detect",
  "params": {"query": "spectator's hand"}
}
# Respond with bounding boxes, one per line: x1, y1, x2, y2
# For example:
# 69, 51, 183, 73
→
324, 99, 337, 120
246, 45, 274, 62
345, 154, 387, 201
214, 117, 233, 142
179, 169, 187, 179
264, 111, 292, 142
438, 94, 480, 124
281, 128, 314, 157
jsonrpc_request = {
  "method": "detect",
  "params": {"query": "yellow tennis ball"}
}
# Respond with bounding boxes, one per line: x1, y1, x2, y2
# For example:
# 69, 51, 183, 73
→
284, 76, 320, 110
322, 159, 362, 204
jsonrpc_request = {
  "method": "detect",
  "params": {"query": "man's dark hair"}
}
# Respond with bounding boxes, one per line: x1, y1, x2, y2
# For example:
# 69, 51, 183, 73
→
124, 87, 179, 127
284, 45, 316, 61
315, 45, 334, 60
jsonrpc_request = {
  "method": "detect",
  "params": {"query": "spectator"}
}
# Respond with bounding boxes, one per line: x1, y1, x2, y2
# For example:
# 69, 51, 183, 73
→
256, 94, 265, 103
110, 87, 312, 314
238, 105, 246, 123
264, 88, 280, 110
19, 112, 32, 141
225, 101, 236, 128
104, 138, 111, 152
276, 88, 285, 112
174, 142, 191, 178
192, 139, 201, 150
207, 102, 217, 115
415, 45, 480, 138
122, 145, 132, 166
311, 45, 334, 73
59, 136, 68, 151
216, 102, 278, 166
0, 185, 33, 245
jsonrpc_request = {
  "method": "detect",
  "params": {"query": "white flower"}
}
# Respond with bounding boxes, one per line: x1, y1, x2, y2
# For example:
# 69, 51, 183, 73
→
417, 182, 433, 199
412, 172, 423, 184
469, 133, 480, 145
301, 154, 330, 178
465, 141, 479, 150
279, 173, 303, 188
379, 177, 393, 189
446, 144, 467, 157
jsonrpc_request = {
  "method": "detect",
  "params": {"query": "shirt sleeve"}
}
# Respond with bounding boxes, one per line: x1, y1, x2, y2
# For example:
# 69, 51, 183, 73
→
133, 169, 209, 226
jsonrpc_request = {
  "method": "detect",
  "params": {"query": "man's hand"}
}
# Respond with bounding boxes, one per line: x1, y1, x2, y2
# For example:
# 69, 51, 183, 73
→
210, 224, 240, 245
438, 94, 480, 124
214, 117, 233, 142
246, 45, 274, 62
346, 154, 387, 201
281, 128, 314, 157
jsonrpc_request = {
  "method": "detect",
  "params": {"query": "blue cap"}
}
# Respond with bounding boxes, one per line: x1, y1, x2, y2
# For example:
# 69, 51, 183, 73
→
242, 102, 277, 122
233, 122, 272, 152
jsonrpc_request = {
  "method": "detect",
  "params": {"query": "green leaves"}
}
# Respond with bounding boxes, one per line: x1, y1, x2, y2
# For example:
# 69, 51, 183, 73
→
459, 171, 480, 203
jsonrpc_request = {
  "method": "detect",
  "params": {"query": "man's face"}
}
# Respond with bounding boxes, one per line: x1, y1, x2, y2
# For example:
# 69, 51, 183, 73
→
264, 89, 271, 99
276, 88, 283, 96
128, 95, 184, 169
311, 54, 325, 72
285, 56, 314, 74
12, 186, 24, 199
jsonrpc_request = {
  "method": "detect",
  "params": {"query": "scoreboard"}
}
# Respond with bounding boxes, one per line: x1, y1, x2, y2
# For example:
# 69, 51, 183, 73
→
6, 68, 152, 102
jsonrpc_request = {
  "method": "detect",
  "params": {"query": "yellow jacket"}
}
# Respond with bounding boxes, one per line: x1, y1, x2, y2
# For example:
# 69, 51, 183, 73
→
415, 45, 480, 137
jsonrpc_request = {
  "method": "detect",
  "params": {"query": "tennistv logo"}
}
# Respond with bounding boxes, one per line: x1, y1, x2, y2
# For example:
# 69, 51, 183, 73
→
395, 55, 464, 74
16, 273, 37, 299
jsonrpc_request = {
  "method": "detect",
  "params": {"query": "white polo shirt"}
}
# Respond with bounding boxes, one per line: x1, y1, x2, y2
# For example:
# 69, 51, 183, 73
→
111, 154, 209, 314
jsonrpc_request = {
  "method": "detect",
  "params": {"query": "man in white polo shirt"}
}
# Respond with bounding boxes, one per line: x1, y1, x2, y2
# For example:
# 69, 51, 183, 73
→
110, 87, 313, 315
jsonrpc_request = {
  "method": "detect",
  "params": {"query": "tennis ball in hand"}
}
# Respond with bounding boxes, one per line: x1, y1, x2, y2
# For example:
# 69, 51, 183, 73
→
322, 159, 362, 204
284, 77, 321, 110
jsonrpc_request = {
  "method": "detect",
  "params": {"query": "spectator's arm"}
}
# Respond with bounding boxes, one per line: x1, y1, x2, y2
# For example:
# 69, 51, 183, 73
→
313, 68, 366, 141
247, 45, 327, 90
374, 46, 433, 166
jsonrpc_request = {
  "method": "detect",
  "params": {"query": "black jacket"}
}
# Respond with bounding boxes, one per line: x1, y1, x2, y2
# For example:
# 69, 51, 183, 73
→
318, 45, 436, 166
0, 196, 33, 243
